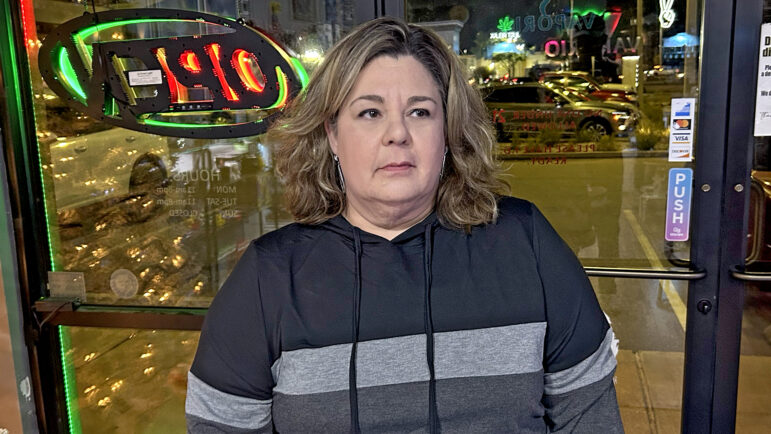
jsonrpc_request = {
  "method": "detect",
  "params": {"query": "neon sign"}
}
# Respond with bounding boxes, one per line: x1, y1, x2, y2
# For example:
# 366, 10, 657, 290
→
659, 0, 676, 29
543, 9, 637, 61
490, 0, 601, 38
39, 9, 308, 139
497, 16, 514, 32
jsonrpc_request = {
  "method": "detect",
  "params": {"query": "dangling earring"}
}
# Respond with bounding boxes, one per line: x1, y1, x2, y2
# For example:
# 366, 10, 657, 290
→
439, 148, 448, 179
333, 154, 346, 194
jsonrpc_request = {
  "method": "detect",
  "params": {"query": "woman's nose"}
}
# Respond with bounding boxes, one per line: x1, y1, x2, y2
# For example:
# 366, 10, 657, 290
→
382, 116, 409, 146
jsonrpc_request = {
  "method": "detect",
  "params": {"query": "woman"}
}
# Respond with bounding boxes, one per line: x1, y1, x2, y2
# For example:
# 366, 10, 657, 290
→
186, 18, 623, 433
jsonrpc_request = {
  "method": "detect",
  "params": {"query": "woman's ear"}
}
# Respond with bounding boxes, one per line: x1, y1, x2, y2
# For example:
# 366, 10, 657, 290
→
324, 120, 339, 155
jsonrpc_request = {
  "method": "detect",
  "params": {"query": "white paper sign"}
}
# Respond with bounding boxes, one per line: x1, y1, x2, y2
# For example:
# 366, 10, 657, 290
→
668, 97, 695, 162
47, 271, 86, 300
754, 23, 771, 136
128, 70, 163, 86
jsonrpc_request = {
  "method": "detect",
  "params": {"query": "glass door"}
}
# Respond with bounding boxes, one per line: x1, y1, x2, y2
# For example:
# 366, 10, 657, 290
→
403, 0, 759, 432
1, 0, 375, 432
1, 0, 766, 432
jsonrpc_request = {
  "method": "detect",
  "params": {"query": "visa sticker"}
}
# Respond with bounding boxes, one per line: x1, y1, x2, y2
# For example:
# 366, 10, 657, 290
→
665, 168, 693, 241
668, 98, 696, 162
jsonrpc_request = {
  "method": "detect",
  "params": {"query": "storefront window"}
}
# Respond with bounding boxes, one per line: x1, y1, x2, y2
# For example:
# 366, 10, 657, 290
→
406, 1, 701, 431
23, 2, 771, 434
26, 0, 356, 307
60, 326, 199, 433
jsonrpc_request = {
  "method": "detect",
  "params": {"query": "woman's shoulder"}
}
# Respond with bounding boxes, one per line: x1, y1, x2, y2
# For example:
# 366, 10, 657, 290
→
497, 195, 534, 216
494, 196, 538, 227
453, 196, 538, 243
249, 222, 328, 257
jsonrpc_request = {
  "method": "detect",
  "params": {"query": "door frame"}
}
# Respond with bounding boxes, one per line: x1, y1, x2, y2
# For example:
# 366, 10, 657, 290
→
684, 0, 763, 432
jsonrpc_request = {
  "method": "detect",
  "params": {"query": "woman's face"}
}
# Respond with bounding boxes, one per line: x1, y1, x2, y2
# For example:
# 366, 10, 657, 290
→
327, 55, 446, 219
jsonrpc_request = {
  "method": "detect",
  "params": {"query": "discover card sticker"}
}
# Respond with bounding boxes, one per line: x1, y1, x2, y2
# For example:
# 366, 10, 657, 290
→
665, 168, 693, 242
668, 98, 695, 162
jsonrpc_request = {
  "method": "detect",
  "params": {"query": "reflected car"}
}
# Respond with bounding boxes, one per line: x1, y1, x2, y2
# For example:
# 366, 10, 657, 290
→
46, 127, 172, 211
482, 82, 639, 142
541, 71, 637, 104
644, 65, 678, 78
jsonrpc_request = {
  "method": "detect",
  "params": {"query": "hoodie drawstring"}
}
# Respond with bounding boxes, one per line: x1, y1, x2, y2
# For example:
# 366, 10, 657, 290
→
347, 225, 439, 433
423, 225, 439, 434
349, 228, 363, 434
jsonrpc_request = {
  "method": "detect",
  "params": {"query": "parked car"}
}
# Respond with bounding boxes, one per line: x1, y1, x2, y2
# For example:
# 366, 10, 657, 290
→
481, 82, 639, 142
541, 71, 637, 104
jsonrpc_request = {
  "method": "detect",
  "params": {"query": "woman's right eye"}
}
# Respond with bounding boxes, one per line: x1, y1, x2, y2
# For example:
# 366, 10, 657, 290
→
358, 109, 380, 119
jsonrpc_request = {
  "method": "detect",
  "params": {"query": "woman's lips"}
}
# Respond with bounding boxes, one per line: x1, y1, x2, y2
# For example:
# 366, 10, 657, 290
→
380, 162, 414, 172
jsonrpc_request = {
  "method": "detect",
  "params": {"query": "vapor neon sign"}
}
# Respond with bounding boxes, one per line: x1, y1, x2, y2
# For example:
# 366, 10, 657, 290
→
659, 0, 676, 29
39, 9, 308, 139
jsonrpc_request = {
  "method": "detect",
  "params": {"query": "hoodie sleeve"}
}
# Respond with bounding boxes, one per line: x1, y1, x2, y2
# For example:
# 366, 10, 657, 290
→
186, 242, 275, 433
530, 203, 624, 433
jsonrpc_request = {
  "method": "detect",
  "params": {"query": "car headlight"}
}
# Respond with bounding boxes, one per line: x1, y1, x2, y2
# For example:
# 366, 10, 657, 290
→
612, 111, 630, 122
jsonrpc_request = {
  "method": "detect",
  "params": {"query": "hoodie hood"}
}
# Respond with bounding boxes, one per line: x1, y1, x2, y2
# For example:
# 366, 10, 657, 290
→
321, 211, 440, 244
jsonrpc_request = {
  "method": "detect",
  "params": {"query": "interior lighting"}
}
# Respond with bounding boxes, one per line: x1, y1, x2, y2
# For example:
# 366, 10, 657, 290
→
302, 49, 321, 60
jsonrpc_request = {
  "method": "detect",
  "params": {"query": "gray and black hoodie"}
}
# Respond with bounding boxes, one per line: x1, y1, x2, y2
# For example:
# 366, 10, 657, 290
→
186, 197, 624, 433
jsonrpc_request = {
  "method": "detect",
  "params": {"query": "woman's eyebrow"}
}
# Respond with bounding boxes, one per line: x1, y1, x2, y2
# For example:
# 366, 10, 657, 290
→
349, 95, 383, 106
407, 96, 437, 105
348, 95, 438, 107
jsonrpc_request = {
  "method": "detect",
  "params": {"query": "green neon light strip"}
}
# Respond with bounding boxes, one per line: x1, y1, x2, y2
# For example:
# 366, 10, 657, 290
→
571, 8, 609, 17
1, 1, 57, 274
73, 18, 226, 41
57, 46, 87, 102
104, 95, 118, 117
59, 326, 82, 434
289, 58, 309, 89
141, 118, 230, 128
265, 66, 289, 109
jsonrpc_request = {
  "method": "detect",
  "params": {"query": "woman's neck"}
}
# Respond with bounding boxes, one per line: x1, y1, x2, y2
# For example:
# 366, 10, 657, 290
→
343, 200, 434, 241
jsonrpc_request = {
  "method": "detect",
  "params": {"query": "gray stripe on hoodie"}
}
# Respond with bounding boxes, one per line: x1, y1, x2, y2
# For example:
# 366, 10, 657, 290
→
186, 372, 272, 430
544, 328, 617, 395
272, 322, 546, 395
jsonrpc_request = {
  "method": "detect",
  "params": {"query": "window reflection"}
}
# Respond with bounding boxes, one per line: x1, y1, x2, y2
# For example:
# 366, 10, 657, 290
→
29, 0, 352, 306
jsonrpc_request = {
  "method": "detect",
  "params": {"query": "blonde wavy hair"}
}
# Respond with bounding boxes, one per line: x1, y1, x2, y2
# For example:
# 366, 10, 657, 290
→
270, 17, 505, 230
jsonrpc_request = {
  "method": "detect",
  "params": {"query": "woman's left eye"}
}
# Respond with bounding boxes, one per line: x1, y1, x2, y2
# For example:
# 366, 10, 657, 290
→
410, 108, 431, 117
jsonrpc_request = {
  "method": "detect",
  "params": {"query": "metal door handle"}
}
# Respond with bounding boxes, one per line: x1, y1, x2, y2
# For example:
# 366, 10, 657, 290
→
584, 267, 706, 280
729, 265, 771, 281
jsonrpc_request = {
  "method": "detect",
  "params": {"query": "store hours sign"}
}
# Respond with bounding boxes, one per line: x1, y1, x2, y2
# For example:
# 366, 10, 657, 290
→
755, 23, 771, 136
39, 9, 307, 139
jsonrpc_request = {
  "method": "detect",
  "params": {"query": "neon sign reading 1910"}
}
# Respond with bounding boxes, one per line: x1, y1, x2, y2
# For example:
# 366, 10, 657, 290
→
39, 9, 307, 139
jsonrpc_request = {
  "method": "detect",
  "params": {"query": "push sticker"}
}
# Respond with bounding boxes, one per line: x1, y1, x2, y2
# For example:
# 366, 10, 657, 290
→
665, 168, 693, 241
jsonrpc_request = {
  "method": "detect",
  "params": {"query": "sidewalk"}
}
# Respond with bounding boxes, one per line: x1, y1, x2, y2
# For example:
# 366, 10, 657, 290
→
616, 350, 771, 433
0, 277, 22, 433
